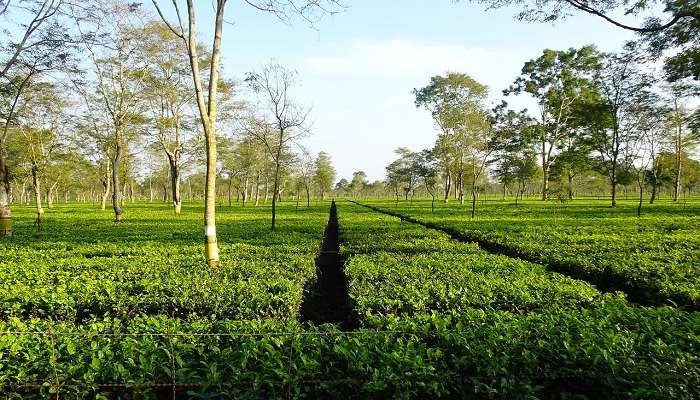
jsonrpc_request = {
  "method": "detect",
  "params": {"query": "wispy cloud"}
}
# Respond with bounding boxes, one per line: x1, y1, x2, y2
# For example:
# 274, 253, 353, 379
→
303, 39, 507, 78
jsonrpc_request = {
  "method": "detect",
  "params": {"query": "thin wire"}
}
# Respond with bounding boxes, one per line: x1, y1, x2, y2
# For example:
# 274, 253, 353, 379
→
0, 330, 427, 337
0, 378, 362, 389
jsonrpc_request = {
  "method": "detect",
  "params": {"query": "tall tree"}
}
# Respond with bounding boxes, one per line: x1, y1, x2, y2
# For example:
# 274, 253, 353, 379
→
296, 148, 314, 207
313, 151, 335, 200
505, 46, 600, 200
492, 103, 539, 201
630, 99, 669, 209
664, 83, 699, 201
416, 148, 440, 211
1, 0, 72, 236
151, 0, 228, 266
430, 134, 457, 203
140, 21, 201, 215
72, 89, 114, 211
589, 44, 653, 206
153, 0, 343, 265
462, 101, 503, 218
6, 81, 68, 226
349, 170, 369, 198
223, 134, 266, 207
245, 62, 310, 231
385, 148, 421, 202
334, 178, 350, 196
414, 72, 489, 204
72, 0, 150, 222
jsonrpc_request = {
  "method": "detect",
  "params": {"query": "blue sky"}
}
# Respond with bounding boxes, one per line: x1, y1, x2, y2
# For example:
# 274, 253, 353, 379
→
154, 0, 639, 182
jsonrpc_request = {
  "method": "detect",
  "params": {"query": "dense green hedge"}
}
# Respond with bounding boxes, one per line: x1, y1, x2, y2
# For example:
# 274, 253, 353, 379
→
332, 202, 700, 399
0, 243, 315, 321
0, 203, 327, 322
338, 203, 606, 316
1, 201, 699, 399
2, 304, 698, 399
359, 199, 700, 310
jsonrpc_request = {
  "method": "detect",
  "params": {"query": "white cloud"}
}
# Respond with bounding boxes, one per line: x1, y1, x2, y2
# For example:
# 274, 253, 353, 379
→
303, 39, 507, 78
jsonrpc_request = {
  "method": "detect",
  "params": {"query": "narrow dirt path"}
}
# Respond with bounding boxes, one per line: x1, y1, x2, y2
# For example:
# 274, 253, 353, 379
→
299, 201, 359, 330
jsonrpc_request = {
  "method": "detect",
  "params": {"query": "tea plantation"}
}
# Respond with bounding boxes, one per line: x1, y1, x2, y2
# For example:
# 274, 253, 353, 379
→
0, 199, 699, 399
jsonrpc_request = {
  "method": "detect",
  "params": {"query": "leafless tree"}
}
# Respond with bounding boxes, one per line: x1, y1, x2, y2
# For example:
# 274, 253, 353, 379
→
244, 62, 311, 230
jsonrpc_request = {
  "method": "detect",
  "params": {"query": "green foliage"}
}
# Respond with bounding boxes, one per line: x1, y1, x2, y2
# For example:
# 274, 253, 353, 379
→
333, 201, 700, 398
339, 204, 605, 315
363, 198, 700, 309
0, 202, 328, 322
313, 151, 336, 198
1, 200, 699, 398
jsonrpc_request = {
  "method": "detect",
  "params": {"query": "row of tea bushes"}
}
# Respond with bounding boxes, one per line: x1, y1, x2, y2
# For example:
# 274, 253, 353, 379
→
0, 203, 330, 322
3, 304, 698, 400
362, 199, 700, 310
332, 202, 700, 399
338, 203, 608, 316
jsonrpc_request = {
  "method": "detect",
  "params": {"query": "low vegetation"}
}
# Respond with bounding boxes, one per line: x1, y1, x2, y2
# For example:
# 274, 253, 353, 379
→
358, 198, 700, 310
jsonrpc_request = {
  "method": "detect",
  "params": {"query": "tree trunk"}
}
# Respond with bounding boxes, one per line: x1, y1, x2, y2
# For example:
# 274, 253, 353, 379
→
264, 178, 269, 204
453, 174, 458, 200
650, 167, 658, 204
203, 122, 220, 267
255, 171, 260, 206
542, 161, 549, 201
443, 170, 451, 203
305, 184, 310, 208
227, 177, 232, 207
31, 162, 43, 227
611, 166, 618, 208
242, 175, 248, 207
168, 157, 181, 215
567, 170, 574, 200
637, 172, 644, 217
470, 182, 477, 218
458, 169, 465, 205
171, 0, 225, 268
0, 142, 12, 236
112, 127, 124, 222
272, 159, 281, 231
674, 148, 682, 202
20, 179, 27, 206
47, 181, 58, 209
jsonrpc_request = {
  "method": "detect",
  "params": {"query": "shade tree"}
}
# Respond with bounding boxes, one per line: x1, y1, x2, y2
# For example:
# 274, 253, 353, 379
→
505, 45, 601, 200
71, 0, 152, 222
414, 72, 489, 205
586, 43, 655, 207
245, 62, 311, 231
1, 0, 75, 236
313, 151, 335, 200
